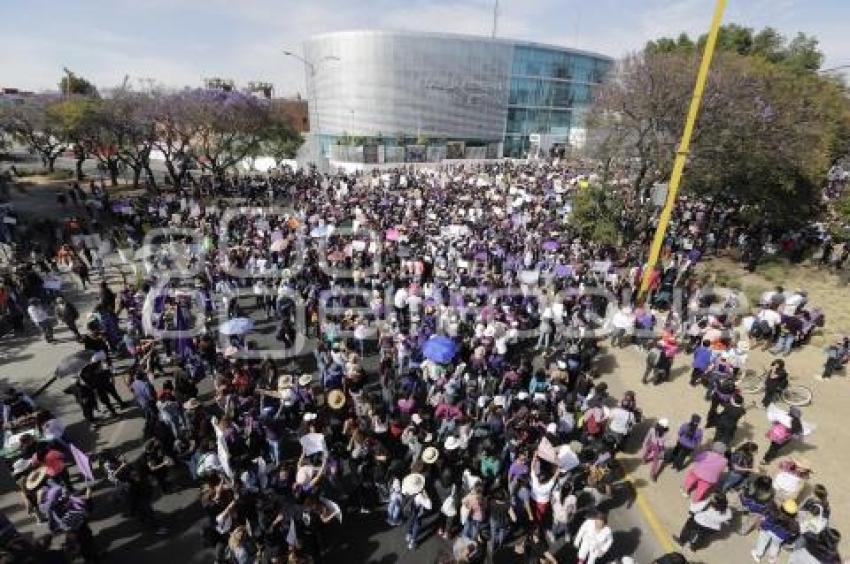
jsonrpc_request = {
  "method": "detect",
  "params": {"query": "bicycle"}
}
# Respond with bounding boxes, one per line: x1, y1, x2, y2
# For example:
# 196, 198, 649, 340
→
736, 368, 813, 407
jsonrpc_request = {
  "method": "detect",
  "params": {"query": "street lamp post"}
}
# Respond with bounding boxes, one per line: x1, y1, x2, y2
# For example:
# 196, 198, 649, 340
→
62, 67, 73, 97
282, 51, 340, 159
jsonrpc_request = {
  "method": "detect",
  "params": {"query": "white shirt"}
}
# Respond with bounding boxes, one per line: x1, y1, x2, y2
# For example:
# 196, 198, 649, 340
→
27, 305, 49, 324
611, 311, 634, 331
393, 288, 408, 309
531, 471, 557, 503
607, 407, 636, 435
758, 309, 782, 328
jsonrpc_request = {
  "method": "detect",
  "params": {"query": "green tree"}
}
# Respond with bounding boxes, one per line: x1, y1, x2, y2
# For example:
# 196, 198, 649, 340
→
2, 95, 67, 172
258, 113, 303, 165
593, 26, 843, 226
570, 185, 622, 246
59, 71, 99, 98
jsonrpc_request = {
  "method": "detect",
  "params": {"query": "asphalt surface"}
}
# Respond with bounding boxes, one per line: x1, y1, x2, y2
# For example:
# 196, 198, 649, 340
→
0, 170, 669, 564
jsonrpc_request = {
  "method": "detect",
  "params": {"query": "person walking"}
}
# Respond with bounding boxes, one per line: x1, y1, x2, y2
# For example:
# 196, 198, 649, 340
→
675, 493, 732, 552
54, 296, 81, 341
641, 418, 669, 481
26, 298, 54, 343
712, 394, 746, 446
402, 473, 431, 551
762, 406, 804, 465
762, 360, 789, 408
682, 442, 728, 502
751, 500, 801, 563
667, 415, 703, 471
574, 512, 613, 564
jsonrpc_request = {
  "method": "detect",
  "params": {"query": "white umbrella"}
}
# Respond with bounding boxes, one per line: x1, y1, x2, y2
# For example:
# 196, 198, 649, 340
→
219, 317, 255, 335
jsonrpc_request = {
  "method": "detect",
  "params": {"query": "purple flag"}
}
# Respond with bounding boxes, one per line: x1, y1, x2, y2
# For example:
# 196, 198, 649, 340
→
69, 443, 95, 483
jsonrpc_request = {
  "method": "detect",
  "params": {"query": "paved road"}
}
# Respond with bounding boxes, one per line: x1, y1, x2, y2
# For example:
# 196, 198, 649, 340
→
0, 178, 668, 563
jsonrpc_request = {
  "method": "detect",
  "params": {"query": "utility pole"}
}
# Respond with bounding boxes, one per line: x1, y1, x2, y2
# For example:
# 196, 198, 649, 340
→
491, 0, 499, 38
638, 0, 727, 301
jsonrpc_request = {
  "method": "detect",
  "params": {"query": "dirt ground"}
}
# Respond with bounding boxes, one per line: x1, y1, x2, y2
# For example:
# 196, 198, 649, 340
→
610, 255, 850, 561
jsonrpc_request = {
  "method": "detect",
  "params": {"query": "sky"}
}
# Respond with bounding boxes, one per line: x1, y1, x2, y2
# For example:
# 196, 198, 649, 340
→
2, 0, 849, 95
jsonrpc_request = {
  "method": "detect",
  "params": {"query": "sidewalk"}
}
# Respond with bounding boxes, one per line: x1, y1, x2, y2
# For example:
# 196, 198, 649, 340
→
601, 336, 849, 562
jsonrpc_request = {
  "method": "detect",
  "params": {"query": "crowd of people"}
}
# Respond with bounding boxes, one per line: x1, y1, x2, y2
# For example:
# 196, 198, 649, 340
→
0, 158, 847, 564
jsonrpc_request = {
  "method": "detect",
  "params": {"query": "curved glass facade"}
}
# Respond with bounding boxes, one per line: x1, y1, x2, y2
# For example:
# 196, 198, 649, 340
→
303, 31, 611, 161
504, 46, 612, 157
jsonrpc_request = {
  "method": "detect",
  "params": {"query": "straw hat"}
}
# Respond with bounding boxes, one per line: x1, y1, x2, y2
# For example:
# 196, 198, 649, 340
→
327, 389, 346, 410
183, 398, 201, 411
444, 436, 461, 451
791, 456, 813, 472
298, 374, 314, 387
25, 466, 48, 491
422, 446, 439, 464
12, 458, 31, 476
782, 499, 799, 515
401, 472, 426, 495
277, 375, 294, 390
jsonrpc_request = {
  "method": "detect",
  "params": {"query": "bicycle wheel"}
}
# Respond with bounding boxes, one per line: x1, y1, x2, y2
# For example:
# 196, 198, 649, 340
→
781, 385, 812, 407
737, 370, 765, 394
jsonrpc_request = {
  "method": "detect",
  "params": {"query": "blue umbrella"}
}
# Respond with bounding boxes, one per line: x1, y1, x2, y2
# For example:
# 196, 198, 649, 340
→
219, 317, 255, 335
421, 335, 458, 364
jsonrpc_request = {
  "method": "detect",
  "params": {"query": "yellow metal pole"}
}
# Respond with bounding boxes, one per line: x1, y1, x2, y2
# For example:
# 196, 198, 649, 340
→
638, 0, 727, 301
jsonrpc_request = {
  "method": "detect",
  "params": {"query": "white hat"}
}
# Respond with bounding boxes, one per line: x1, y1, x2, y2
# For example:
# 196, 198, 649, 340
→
91, 351, 107, 363
302, 412, 317, 422
556, 360, 567, 370
493, 395, 506, 408
546, 422, 557, 434
533, 392, 546, 403
444, 436, 461, 450
411, 413, 423, 425
422, 446, 439, 464
401, 472, 426, 495
12, 458, 31, 475
657, 418, 669, 428
298, 374, 314, 387
517, 391, 529, 401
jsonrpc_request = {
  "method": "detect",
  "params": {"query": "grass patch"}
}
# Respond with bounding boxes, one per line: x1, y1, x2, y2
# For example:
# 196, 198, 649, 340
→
756, 259, 790, 285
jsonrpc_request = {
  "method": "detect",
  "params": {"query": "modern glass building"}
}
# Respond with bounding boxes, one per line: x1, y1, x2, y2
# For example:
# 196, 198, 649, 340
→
302, 30, 612, 161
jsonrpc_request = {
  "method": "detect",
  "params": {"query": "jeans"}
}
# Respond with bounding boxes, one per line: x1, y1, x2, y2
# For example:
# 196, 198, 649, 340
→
753, 529, 784, 562
463, 518, 482, 540
610, 328, 625, 347
38, 320, 54, 342
490, 519, 508, 549
407, 512, 422, 545
720, 471, 746, 492
771, 334, 795, 355
267, 438, 283, 466
387, 493, 403, 525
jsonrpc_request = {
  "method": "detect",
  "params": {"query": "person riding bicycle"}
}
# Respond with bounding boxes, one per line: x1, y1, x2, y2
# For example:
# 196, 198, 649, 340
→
762, 359, 789, 408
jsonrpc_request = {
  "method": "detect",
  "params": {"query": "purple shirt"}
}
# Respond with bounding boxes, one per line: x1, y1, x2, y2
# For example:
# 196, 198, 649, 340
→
677, 423, 703, 450
693, 346, 712, 371
692, 451, 728, 483
508, 461, 529, 481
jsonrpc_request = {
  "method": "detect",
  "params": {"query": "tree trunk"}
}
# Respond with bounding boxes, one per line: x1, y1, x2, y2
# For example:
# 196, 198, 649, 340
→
107, 159, 119, 186
46, 155, 56, 173
131, 166, 142, 188
143, 163, 157, 189
164, 159, 180, 187
75, 156, 84, 181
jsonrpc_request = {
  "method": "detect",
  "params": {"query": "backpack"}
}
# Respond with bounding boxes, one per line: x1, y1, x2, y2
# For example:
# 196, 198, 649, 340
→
585, 409, 604, 435
767, 422, 791, 444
